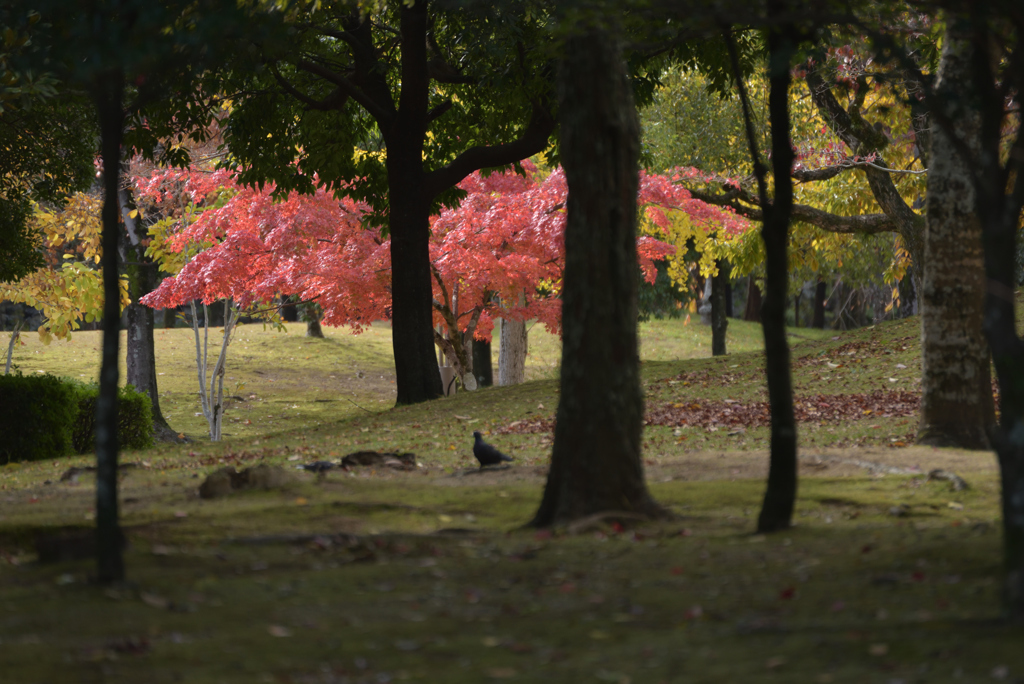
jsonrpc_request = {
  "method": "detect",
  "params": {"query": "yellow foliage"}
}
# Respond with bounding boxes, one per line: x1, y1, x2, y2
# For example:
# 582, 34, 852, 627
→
0, 193, 128, 342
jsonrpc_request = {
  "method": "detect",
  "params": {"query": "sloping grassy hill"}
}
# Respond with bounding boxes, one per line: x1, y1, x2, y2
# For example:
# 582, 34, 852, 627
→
1, 313, 1017, 684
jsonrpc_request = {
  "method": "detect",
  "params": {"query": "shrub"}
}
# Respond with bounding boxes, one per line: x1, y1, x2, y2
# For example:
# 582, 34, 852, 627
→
0, 373, 77, 463
68, 381, 154, 453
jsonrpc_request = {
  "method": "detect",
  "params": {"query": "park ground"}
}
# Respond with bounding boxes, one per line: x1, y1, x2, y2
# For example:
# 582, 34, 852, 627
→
0, 314, 1020, 683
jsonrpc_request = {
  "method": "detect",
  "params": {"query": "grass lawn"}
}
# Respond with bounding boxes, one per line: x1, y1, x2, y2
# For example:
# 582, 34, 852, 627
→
0, 313, 1018, 683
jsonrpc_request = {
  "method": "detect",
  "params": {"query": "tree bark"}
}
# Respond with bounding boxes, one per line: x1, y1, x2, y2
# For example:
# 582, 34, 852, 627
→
119, 163, 171, 434
711, 259, 728, 356
302, 301, 324, 338
811, 279, 827, 329
743, 278, 762, 322
473, 338, 493, 387
498, 303, 527, 386
917, 27, 994, 450
94, 70, 125, 584
280, 295, 298, 322
530, 26, 664, 528
932, 18, 1024, 620
734, 10, 798, 534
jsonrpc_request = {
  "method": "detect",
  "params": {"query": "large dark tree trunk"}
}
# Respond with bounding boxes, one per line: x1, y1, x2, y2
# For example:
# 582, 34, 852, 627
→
383, 3, 442, 406
711, 259, 729, 356
731, 10, 798, 533
946, 18, 1024, 621
94, 71, 125, 584
917, 27, 994, 450
530, 27, 664, 528
387, 169, 443, 404
119, 162, 172, 436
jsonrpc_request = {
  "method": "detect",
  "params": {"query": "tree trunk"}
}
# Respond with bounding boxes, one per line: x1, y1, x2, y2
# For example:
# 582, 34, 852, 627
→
811, 279, 826, 329
280, 295, 298, 322
725, 274, 733, 318
473, 338, 493, 387
743, 278, 762, 322
752, 14, 798, 534
387, 176, 443, 405
302, 301, 324, 338
711, 259, 728, 356
498, 314, 527, 387
119, 163, 171, 434
94, 71, 125, 584
917, 28, 994, 450
162, 307, 177, 329
929, 21, 1024, 620
530, 26, 664, 528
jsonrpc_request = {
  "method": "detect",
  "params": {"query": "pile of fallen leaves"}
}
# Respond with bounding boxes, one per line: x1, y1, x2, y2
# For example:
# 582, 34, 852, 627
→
497, 390, 921, 434
647, 390, 921, 429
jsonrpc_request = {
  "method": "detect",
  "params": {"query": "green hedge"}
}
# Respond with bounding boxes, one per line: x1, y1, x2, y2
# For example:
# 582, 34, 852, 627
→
68, 380, 154, 454
0, 374, 153, 463
0, 373, 77, 463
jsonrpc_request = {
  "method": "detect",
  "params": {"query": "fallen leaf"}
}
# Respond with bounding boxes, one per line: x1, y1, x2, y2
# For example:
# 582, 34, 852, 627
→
766, 656, 787, 669
141, 592, 169, 609
868, 643, 889, 656
486, 668, 517, 679
268, 625, 292, 637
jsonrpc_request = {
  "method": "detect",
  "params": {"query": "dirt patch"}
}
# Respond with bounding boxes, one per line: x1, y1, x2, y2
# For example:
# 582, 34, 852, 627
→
419, 445, 997, 487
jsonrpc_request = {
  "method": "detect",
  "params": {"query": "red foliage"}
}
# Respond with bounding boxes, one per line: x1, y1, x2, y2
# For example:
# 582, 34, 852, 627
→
139, 162, 740, 340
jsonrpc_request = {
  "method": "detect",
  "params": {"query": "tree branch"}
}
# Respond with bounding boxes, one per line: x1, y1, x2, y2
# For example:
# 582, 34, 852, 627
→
424, 102, 555, 200
688, 186, 897, 234
270, 65, 349, 112
426, 99, 454, 123
296, 59, 393, 123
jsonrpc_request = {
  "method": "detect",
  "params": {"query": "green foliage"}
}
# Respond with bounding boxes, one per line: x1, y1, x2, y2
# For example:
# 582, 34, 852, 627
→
637, 261, 695, 323
0, 372, 76, 463
0, 193, 42, 282
641, 65, 765, 176
0, 374, 153, 463
222, 2, 556, 229
66, 380, 154, 453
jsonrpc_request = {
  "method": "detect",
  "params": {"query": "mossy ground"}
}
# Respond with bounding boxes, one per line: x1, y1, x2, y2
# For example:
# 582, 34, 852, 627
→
1, 315, 1019, 683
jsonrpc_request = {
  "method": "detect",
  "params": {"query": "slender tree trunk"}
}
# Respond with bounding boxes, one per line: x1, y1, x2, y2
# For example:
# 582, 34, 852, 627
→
917, 28, 994, 450
725, 274, 733, 318
711, 259, 728, 356
530, 26, 664, 528
811, 279, 826, 329
473, 338, 493, 387
119, 163, 171, 434
94, 71, 125, 584
498, 313, 527, 386
743, 279, 763, 322
742, 12, 798, 534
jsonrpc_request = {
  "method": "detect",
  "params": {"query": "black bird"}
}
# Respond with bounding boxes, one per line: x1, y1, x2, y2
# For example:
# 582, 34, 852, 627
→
299, 461, 337, 473
472, 431, 513, 467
